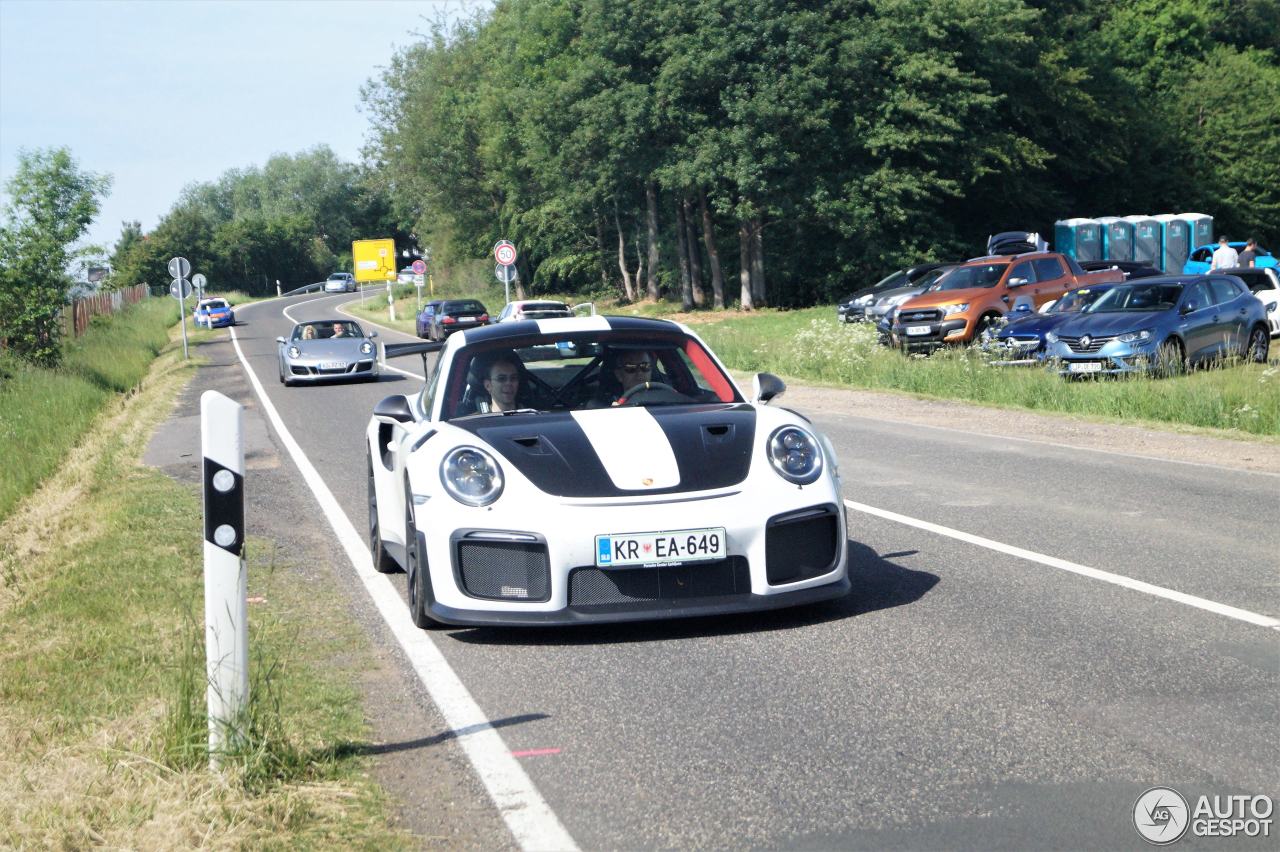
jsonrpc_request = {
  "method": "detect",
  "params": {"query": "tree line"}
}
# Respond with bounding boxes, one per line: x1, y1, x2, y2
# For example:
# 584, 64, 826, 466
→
3, 0, 1276, 365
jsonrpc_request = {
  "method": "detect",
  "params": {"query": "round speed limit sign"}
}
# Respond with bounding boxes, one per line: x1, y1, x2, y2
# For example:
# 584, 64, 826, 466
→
494, 241, 517, 266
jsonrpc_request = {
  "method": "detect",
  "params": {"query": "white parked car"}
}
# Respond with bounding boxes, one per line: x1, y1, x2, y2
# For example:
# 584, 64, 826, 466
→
367, 316, 850, 627
495, 299, 574, 322
1222, 267, 1280, 337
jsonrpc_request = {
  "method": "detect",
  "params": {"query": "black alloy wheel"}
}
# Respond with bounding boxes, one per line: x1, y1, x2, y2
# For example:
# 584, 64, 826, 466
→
368, 453, 398, 574
1156, 339, 1186, 377
1246, 327, 1270, 364
404, 482, 442, 629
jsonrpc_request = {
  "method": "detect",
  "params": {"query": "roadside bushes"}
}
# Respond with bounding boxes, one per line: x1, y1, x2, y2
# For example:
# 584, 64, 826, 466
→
0, 297, 179, 521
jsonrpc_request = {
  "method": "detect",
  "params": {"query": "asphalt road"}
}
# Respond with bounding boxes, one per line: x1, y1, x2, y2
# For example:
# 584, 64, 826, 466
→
221, 292, 1279, 850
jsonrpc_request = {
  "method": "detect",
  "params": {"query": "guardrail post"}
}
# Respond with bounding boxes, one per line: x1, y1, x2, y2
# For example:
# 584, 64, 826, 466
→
201, 390, 248, 771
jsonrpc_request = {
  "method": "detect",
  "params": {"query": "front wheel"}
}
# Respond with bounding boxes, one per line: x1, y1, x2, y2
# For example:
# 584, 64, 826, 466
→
368, 454, 398, 574
405, 484, 443, 629
1156, 339, 1186, 377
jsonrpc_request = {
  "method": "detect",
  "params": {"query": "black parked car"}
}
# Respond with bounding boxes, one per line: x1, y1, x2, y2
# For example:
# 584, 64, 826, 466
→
837, 262, 952, 323
416, 299, 490, 340
1078, 260, 1163, 280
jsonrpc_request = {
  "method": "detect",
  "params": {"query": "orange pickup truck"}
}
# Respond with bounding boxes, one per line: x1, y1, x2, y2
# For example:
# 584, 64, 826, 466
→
891, 251, 1124, 349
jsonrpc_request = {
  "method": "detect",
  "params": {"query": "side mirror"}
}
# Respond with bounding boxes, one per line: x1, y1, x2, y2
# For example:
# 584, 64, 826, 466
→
1180, 302, 1196, 315
752, 372, 786, 405
275, 336, 287, 344
373, 395, 415, 424
1008, 277, 1028, 288
369, 330, 379, 338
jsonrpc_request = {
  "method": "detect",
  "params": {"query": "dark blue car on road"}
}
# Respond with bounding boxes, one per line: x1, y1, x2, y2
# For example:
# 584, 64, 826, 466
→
984, 284, 1119, 364
1044, 275, 1270, 377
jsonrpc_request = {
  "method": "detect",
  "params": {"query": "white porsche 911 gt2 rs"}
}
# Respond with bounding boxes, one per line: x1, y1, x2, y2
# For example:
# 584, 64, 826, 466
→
367, 315, 850, 627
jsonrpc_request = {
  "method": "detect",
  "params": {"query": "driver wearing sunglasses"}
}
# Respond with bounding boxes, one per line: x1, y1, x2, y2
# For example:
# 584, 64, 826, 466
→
589, 349, 655, 407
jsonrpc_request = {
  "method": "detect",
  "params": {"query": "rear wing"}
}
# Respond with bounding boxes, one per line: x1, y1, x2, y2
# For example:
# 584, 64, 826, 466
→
382, 340, 444, 376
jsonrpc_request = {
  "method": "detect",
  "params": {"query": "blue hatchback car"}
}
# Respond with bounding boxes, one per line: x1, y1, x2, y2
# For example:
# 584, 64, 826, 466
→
194, 297, 235, 328
985, 284, 1119, 363
1044, 275, 1270, 376
1183, 243, 1277, 274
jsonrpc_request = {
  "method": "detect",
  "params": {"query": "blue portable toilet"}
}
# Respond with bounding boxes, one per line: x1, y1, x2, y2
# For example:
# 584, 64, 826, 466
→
1096, 216, 1134, 262
1053, 218, 1103, 262
1124, 215, 1161, 268
1179, 212, 1214, 255
1154, 214, 1191, 273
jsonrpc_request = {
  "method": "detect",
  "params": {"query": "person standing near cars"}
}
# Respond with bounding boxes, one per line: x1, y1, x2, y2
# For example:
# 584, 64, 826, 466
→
1238, 238, 1260, 268
1211, 236, 1239, 270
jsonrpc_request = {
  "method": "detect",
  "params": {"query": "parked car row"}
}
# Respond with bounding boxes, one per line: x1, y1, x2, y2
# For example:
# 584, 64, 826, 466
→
840, 252, 1274, 377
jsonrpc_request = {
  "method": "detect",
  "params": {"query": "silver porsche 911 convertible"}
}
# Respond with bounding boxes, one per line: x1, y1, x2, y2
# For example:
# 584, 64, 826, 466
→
367, 315, 850, 628
276, 319, 379, 385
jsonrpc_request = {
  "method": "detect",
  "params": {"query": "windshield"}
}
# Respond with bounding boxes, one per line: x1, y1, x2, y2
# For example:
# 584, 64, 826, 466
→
1050, 288, 1109, 313
443, 300, 487, 314
437, 332, 741, 420
1086, 283, 1182, 312
327, 273, 348, 280
870, 270, 907, 291
931, 263, 1006, 291
294, 321, 364, 339
202, 300, 228, 310
913, 267, 951, 289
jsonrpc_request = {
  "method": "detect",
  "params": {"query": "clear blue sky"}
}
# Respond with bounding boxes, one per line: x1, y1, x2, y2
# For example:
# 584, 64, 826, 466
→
0, 0, 491, 260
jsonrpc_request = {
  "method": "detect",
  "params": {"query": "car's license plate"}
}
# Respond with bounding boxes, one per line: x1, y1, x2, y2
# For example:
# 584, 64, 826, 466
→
1068, 361, 1103, 373
320, 361, 348, 370
595, 527, 726, 568
906, 325, 931, 336
459, 315, 475, 322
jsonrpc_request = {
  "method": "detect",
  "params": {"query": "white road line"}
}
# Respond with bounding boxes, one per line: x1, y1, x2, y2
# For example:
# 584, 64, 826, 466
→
227, 325, 578, 851
844, 498, 1280, 630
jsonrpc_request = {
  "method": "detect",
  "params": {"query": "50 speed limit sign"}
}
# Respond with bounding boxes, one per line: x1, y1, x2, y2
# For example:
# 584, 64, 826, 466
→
494, 240, 517, 267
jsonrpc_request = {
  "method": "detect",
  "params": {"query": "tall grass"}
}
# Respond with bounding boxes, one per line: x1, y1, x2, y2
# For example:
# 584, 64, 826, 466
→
697, 309, 1280, 436
0, 297, 179, 521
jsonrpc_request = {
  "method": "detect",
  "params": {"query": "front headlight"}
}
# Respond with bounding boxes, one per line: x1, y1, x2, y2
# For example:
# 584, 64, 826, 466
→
855, 294, 873, 305
360, 341, 374, 355
1045, 331, 1059, 344
440, 446, 504, 506
767, 426, 823, 485
884, 293, 912, 308
942, 303, 969, 316
288, 345, 301, 358
1117, 328, 1153, 344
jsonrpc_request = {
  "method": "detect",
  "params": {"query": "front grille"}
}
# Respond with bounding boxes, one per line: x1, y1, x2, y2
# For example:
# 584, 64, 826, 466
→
456, 540, 551, 601
899, 308, 942, 323
1059, 334, 1114, 354
765, 506, 841, 585
569, 557, 750, 608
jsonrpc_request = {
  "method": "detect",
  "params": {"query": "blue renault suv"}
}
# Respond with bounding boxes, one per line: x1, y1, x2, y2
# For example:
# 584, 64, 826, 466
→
1044, 275, 1270, 376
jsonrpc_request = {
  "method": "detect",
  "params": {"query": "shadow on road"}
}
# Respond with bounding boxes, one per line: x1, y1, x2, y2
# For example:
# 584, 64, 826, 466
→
326, 712, 550, 759
448, 540, 938, 647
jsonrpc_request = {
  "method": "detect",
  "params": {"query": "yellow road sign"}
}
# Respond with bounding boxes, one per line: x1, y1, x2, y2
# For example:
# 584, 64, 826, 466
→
352, 238, 397, 283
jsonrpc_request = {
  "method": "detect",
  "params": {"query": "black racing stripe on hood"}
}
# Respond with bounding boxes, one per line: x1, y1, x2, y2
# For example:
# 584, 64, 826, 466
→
450, 404, 756, 498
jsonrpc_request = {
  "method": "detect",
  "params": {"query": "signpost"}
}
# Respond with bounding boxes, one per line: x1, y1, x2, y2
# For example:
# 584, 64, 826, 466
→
494, 240, 517, 303
411, 258, 427, 311
169, 256, 192, 359
352, 238, 397, 283
192, 272, 207, 303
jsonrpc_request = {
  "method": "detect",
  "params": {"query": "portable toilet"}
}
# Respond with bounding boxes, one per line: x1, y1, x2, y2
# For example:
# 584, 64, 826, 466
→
1154, 214, 1191, 273
1124, 215, 1161, 268
1096, 216, 1134, 262
1179, 212, 1214, 254
1053, 218, 1103, 262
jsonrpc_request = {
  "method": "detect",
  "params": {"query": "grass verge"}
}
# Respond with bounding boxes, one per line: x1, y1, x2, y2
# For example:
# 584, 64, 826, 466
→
0, 331, 411, 848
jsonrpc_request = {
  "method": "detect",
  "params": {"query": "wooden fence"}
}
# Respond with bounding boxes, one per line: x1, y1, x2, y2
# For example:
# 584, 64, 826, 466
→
63, 284, 151, 338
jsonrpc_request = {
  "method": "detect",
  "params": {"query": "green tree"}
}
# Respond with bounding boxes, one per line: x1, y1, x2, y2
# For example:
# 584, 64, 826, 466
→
0, 148, 111, 365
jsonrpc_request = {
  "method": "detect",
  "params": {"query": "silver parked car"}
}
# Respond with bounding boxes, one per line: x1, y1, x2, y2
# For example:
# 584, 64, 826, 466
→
277, 320, 379, 385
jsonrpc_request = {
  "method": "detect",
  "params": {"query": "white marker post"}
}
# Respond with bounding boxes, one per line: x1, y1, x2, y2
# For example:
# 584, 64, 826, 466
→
201, 390, 248, 771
